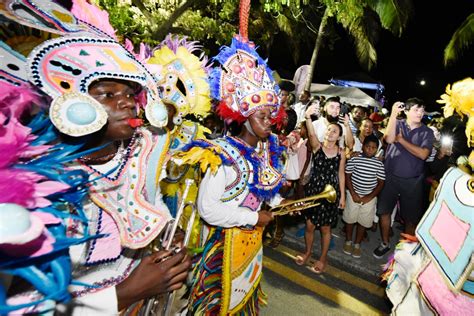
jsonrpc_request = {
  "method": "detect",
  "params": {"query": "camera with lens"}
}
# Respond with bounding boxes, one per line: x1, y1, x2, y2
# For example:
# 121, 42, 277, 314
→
398, 103, 406, 110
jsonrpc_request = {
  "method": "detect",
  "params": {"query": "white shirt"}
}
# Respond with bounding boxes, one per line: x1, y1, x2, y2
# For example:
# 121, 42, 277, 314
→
292, 101, 310, 124
353, 137, 383, 157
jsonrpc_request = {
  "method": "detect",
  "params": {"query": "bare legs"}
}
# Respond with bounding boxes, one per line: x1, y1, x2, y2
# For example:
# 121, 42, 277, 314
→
295, 218, 329, 272
345, 223, 366, 245
318, 226, 330, 270
295, 218, 315, 265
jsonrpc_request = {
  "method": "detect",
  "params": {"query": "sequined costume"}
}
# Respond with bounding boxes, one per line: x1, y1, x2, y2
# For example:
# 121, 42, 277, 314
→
0, 1, 172, 314
177, 27, 285, 312
183, 134, 284, 315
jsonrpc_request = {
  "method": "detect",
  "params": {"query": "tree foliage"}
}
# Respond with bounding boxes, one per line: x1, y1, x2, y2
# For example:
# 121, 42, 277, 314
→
444, 13, 474, 66
95, 0, 306, 55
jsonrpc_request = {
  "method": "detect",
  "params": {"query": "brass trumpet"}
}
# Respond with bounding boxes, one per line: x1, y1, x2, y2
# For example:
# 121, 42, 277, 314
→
270, 184, 337, 216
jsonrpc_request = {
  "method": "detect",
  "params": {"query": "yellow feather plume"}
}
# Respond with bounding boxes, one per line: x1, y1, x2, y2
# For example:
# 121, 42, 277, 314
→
148, 45, 211, 118
437, 77, 474, 148
174, 147, 222, 175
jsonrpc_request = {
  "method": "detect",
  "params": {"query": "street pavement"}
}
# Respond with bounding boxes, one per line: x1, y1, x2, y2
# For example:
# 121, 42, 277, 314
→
267, 214, 403, 282
260, 243, 392, 315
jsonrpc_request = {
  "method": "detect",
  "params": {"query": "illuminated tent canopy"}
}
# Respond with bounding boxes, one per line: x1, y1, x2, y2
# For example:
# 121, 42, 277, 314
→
309, 83, 381, 108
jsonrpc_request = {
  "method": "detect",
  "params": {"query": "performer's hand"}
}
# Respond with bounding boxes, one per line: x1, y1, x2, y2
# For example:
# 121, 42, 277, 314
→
171, 228, 185, 248
116, 248, 192, 311
256, 211, 274, 227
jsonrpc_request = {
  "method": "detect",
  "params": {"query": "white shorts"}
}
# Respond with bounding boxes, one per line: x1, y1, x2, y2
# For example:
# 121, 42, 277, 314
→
343, 191, 377, 228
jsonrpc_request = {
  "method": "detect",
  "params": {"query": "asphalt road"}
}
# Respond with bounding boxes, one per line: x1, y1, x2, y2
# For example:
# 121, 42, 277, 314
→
260, 244, 393, 315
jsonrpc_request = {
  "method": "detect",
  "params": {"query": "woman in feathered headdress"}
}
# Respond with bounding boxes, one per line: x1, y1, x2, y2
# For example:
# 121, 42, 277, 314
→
176, 1, 288, 313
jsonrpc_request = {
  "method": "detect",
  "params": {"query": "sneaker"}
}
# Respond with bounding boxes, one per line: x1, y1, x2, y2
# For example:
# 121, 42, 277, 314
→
373, 243, 390, 259
343, 241, 353, 255
352, 244, 362, 258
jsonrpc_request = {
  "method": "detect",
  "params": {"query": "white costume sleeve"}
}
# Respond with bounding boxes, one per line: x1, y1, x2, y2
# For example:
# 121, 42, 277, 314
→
72, 286, 118, 316
197, 167, 258, 228
267, 193, 284, 208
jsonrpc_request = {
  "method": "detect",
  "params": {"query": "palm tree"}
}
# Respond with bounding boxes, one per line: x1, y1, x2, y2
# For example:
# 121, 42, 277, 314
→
304, 0, 414, 90
443, 13, 474, 66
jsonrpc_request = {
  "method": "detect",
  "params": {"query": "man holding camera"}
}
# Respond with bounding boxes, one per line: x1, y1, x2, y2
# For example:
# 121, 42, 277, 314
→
373, 98, 434, 259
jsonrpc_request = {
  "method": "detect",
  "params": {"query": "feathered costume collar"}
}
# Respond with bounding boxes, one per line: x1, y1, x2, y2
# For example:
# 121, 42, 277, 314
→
181, 134, 284, 201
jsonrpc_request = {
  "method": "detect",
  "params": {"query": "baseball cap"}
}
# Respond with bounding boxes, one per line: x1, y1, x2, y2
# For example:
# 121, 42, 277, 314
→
369, 112, 384, 124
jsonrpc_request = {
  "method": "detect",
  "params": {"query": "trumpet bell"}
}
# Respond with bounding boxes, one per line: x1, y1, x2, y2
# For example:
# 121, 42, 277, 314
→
322, 184, 337, 203
270, 184, 337, 216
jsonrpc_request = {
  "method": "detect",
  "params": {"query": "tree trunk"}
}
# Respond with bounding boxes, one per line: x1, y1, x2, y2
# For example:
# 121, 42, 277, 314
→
131, 0, 153, 21
305, 7, 329, 91
152, 0, 199, 41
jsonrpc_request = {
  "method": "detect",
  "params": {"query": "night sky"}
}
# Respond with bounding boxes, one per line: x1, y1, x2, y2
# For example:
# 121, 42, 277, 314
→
268, 0, 474, 112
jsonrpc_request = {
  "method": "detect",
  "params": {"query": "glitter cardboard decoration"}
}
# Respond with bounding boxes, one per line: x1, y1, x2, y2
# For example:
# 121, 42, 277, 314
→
148, 34, 211, 126
210, 37, 281, 123
0, 0, 107, 37
27, 35, 168, 136
0, 41, 29, 86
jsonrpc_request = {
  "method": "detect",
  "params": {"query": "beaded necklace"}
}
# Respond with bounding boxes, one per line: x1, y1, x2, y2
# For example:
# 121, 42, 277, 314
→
80, 133, 139, 181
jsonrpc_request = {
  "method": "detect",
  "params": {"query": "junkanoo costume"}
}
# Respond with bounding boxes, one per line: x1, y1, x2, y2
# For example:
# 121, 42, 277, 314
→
0, 1, 175, 314
381, 78, 473, 315
146, 34, 212, 250
177, 10, 286, 310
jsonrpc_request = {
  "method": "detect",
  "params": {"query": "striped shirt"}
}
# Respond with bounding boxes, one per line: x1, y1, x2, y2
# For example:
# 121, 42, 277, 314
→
345, 156, 385, 196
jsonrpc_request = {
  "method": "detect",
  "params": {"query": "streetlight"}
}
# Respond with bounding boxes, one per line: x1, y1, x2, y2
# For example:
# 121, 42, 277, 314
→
419, 79, 426, 86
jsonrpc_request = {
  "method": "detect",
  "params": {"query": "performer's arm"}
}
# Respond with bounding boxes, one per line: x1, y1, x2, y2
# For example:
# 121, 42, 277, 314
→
197, 167, 259, 227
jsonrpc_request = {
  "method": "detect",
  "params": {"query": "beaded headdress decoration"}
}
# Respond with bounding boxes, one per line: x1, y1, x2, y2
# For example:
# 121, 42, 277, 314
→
147, 34, 211, 126
0, 0, 106, 37
210, 37, 281, 123
207, 0, 280, 123
0, 0, 168, 136
27, 35, 167, 136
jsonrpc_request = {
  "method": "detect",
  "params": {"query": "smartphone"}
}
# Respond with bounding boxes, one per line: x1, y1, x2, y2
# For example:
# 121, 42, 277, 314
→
338, 114, 345, 124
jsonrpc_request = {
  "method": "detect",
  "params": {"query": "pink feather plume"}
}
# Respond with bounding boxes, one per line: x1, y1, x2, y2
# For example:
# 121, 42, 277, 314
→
71, 0, 117, 40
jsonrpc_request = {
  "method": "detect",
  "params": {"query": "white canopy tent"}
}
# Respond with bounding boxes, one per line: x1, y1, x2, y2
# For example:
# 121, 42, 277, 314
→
309, 83, 381, 109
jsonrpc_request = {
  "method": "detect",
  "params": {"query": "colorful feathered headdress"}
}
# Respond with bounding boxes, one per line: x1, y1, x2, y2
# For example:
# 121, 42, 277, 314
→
210, 37, 281, 124
437, 77, 474, 148
0, 80, 93, 314
147, 34, 211, 125
208, 0, 281, 124
0, 0, 169, 136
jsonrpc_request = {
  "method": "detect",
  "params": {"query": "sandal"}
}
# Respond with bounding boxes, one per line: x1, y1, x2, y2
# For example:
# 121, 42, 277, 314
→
309, 261, 326, 274
295, 254, 310, 266
268, 232, 285, 248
